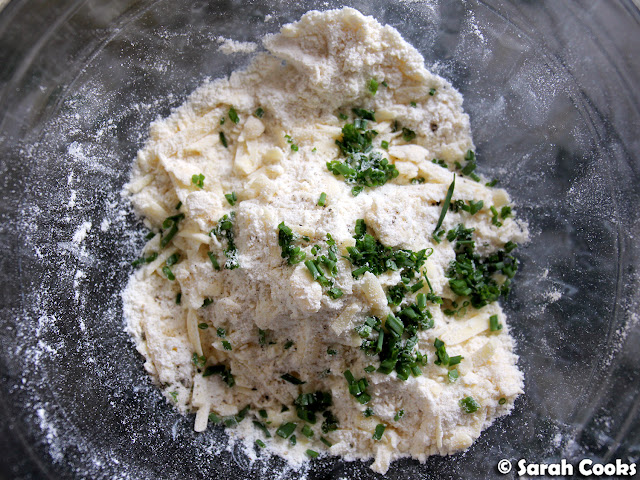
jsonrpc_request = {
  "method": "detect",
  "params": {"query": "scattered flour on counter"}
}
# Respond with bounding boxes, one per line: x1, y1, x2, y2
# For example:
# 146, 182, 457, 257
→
122, 7, 528, 475
72, 221, 92, 244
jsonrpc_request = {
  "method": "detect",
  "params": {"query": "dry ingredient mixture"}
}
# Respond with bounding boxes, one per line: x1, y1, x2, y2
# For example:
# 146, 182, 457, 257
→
123, 7, 528, 474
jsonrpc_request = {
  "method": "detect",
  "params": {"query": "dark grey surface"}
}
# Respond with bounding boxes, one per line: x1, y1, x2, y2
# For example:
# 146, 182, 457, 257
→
1, 1, 639, 479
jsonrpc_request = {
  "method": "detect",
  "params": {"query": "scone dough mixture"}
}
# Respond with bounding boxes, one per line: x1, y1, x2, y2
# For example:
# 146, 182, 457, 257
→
123, 8, 528, 473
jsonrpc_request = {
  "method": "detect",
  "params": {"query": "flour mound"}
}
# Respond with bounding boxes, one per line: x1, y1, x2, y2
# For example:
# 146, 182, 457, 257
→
123, 7, 526, 474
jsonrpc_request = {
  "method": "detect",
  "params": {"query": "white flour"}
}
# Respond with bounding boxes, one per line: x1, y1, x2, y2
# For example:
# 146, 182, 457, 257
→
122, 8, 528, 474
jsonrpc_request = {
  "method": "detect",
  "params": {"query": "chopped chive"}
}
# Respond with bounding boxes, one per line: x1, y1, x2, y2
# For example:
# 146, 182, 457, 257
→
410, 101, 417, 107
162, 266, 175, 281
448, 369, 459, 383
394, 409, 405, 421
429, 88, 436, 96
306, 449, 319, 458
364, 365, 376, 373
255, 439, 266, 448
301, 424, 314, 438
145, 231, 156, 240
363, 407, 374, 417
338, 113, 348, 121
369, 78, 379, 95
327, 348, 337, 356
216, 328, 226, 338
228, 107, 239, 124
202, 298, 213, 307
320, 436, 332, 447
166, 253, 179, 267
504, 241, 518, 253
253, 420, 272, 438
258, 328, 266, 345
290, 435, 297, 445
219, 131, 228, 148
417, 293, 427, 310
317, 192, 327, 207
275, 422, 297, 439
192, 173, 205, 189
327, 287, 343, 299
459, 396, 480, 413
372, 424, 386, 441
281, 373, 305, 385
198, 322, 208, 330
254, 107, 264, 118
169, 391, 178, 402
402, 127, 416, 142
208, 251, 221, 270
433, 174, 455, 234
175, 292, 182, 305
312, 147, 317, 153
489, 314, 503, 332
208, 412, 220, 423
284, 340, 294, 350
381, 80, 388, 87
222, 341, 232, 351
486, 179, 498, 187
291, 144, 299, 152
175, 201, 182, 210
160, 223, 179, 248
225, 192, 237, 206
381, 140, 389, 150
220, 117, 225, 125
499, 397, 507, 405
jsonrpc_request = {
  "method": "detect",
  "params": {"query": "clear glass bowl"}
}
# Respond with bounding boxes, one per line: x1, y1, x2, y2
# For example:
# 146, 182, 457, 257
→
1, 1, 639, 478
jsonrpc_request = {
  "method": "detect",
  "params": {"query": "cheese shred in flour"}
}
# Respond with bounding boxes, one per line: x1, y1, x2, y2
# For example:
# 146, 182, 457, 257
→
123, 8, 528, 474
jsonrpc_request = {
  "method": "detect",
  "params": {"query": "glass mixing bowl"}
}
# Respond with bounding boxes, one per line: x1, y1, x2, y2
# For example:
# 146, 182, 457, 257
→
1, 1, 639, 478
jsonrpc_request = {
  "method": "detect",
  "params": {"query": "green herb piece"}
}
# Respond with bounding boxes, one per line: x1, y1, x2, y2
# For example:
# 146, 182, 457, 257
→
338, 112, 348, 121
301, 425, 314, 438
364, 365, 376, 373
362, 407, 374, 418
284, 340, 294, 350
327, 150, 398, 195
225, 192, 237, 206
411, 177, 426, 184
344, 370, 371, 404
255, 439, 266, 448
429, 88, 436, 96
176, 292, 182, 305
222, 340, 232, 351
394, 409, 405, 421
211, 212, 239, 269
402, 127, 416, 142
352, 108, 375, 121
258, 328, 266, 345
486, 179, 498, 187
217, 328, 226, 338
490, 206, 503, 227
160, 213, 185, 248
276, 422, 297, 439
448, 369, 459, 383
208, 251, 220, 270
500, 205, 512, 219
291, 144, 299, 152
460, 396, 480, 413
220, 117, 225, 125
278, 222, 306, 265
499, 397, 507, 405
489, 314, 503, 332
202, 364, 235, 387
202, 298, 213, 307
289, 435, 297, 445
166, 253, 179, 267
253, 421, 272, 438
467, 199, 484, 215
228, 107, 239, 124
306, 449, 319, 458
327, 348, 337, 356
145, 231, 156, 240
372, 424, 386, 441
320, 437, 332, 447
434, 338, 462, 366
433, 174, 456, 234
198, 322, 208, 330
192, 173, 205, 189
162, 266, 175, 281
381, 80, 388, 87
381, 140, 389, 150
504, 241, 517, 253
327, 287, 343, 299
317, 192, 327, 206
254, 107, 264, 118
132, 251, 159, 267
281, 373, 305, 385
369, 78, 379, 95
445, 223, 518, 307
192, 353, 206, 368
416, 293, 427, 310
175, 201, 182, 210
169, 391, 178, 402
219, 131, 228, 148
410, 101, 417, 107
